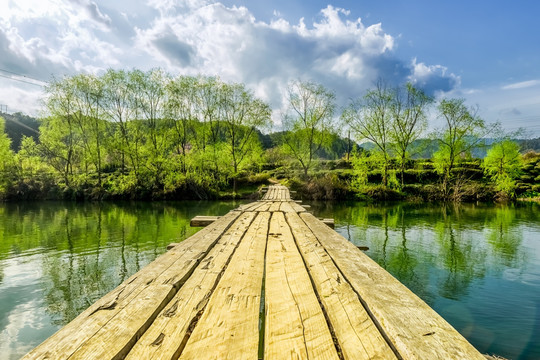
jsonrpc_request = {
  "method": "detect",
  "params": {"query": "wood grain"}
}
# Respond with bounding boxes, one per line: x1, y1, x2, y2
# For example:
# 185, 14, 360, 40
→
286, 211, 396, 360
301, 212, 486, 360
125, 212, 257, 360
22, 210, 241, 360
179, 212, 270, 360
264, 211, 339, 360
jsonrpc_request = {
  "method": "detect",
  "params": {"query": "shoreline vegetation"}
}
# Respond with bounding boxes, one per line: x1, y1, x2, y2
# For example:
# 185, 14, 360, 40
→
0, 69, 539, 203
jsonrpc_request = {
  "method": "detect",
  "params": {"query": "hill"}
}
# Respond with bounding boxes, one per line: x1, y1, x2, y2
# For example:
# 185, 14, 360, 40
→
1, 112, 40, 150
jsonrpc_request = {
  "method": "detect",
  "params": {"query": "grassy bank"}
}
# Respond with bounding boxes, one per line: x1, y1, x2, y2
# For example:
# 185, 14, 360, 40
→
2, 152, 539, 203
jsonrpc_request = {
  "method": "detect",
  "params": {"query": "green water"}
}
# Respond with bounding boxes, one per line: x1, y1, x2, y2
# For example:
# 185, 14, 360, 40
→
1, 201, 539, 359
309, 201, 540, 360
0, 200, 245, 359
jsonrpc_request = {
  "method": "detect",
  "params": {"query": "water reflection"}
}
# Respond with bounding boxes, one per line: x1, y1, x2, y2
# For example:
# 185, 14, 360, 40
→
310, 200, 540, 360
0, 200, 243, 360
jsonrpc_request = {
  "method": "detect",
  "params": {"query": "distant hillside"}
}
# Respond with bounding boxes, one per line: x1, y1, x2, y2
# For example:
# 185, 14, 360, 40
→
360, 137, 540, 159
2, 111, 539, 156
1, 112, 40, 151
519, 138, 540, 152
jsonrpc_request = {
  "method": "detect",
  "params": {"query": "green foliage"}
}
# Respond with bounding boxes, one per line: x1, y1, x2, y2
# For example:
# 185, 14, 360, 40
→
483, 140, 522, 196
2, 70, 537, 203
0, 117, 16, 196
350, 150, 369, 191
26, 70, 273, 199
432, 98, 497, 200
1, 112, 40, 150
281, 80, 336, 175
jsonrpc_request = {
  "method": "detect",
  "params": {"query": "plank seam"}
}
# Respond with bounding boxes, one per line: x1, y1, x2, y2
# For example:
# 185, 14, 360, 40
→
67, 211, 243, 360
257, 213, 270, 360
300, 214, 404, 360
282, 213, 345, 360
170, 212, 259, 360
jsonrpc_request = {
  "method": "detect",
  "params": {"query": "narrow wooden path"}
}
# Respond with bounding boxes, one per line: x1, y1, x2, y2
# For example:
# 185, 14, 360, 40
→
24, 185, 485, 359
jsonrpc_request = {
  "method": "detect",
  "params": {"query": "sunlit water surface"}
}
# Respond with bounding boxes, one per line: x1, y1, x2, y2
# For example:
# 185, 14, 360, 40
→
310, 201, 540, 360
0, 201, 245, 359
0, 200, 539, 359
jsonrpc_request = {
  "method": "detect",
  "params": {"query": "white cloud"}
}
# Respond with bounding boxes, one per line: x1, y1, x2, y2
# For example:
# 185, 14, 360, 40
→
502, 79, 540, 90
133, 2, 445, 112
0, 0, 460, 118
409, 58, 460, 96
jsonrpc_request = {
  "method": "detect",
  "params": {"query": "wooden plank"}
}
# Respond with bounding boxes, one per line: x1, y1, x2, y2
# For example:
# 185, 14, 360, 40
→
23, 210, 242, 360
268, 201, 281, 212
179, 212, 271, 360
125, 211, 257, 360
264, 212, 339, 360
237, 202, 257, 211
321, 218, 334, 228
254, 202, 272, 212
300, 212, 486, 360
239, 201, 264, 212
288, 201, 308, 213
190, 215, 220, 227
286, 212, 397, 360
278, 201, 295, 213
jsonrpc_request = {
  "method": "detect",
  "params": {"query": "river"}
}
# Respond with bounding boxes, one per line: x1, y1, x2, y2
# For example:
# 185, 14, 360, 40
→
0, 200, 539, 359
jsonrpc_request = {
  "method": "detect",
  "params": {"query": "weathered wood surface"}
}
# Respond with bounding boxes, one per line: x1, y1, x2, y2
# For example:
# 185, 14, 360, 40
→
190, 215, 220, 227
300, 212, 487, 360
23, 210, 242, 360
24, 185, 485, 360
265, 211, 338, 359
286, 211, 396, 360
261, 184, 291, 201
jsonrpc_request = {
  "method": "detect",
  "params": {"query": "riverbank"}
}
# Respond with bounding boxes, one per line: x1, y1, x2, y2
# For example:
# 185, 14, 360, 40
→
1, 151, 539, 203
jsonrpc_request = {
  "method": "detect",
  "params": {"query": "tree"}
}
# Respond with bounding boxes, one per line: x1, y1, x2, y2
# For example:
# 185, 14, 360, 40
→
102, 69, 140, 177
0, 117, 16, 196
165, 75, 199, 174
390, 83, 433, 187
41, 77, 82, 187
197, 76, 223, 174
343, 80, 393, 186
282, 80, 336, 176
130, 69, 168, 188
433, 98, 494, 200
71, 74, 108, 188
483, 139, 522, 196
220, 82, 271, 194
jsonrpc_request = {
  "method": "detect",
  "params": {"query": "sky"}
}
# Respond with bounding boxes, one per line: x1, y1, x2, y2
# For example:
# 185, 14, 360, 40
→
0, 0, 539, 136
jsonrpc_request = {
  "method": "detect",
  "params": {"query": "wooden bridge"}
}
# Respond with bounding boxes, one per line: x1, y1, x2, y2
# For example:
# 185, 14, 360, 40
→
24, 185, 486, 359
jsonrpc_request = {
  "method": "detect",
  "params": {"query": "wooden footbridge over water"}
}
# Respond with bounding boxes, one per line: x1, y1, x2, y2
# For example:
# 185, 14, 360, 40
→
24, 185, 486, 359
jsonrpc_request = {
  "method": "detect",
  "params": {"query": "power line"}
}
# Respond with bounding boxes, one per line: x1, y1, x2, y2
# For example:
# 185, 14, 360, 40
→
0, 68, 48, 84
0, 73, 45, 87
3, 116, 40, 135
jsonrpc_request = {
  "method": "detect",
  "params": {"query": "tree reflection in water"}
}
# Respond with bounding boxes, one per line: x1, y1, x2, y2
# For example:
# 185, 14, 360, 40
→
0, 199, 243, 349
309, 200, 540, 359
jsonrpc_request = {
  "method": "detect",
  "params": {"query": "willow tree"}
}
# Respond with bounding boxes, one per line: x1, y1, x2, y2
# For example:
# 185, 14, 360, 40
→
0, 117, 15, 196
282, 80, 336, 176
483, 139, 522, 196
130, 69, 168, 187
390, 83, 433, 187
70, 74, 108, 187
343, 80, 393, 187
220, 82, 271, 194
165, 75, 199, 175
41, 77, 81, 187
198, 76, 224, 174
102, 69, 140, 178
433, 98, 494, 200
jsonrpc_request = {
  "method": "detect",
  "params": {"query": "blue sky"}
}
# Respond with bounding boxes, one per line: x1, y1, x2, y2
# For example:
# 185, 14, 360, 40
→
1, 0, 539, 136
